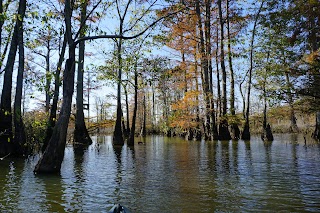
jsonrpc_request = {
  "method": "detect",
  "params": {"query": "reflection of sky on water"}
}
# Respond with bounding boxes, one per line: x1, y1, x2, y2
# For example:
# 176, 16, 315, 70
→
0, 134, 320, 212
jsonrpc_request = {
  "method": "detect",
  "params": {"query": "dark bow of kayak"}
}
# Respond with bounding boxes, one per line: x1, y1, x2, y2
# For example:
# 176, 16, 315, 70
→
108, 204, 132, 213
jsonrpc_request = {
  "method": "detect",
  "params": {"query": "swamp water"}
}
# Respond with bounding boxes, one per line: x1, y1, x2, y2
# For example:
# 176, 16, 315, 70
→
1, 134, 320, 212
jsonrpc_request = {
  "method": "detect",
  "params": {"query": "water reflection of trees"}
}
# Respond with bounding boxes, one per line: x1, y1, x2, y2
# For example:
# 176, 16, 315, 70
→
0, 159, 24, 211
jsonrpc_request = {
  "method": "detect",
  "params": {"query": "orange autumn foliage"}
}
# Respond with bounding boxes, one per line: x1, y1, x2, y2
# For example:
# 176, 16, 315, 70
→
169, 90, 200, 130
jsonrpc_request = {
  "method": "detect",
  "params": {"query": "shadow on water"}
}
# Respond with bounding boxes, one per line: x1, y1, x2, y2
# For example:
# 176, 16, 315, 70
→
72, 145, 88, 211
36, 173, 65, 212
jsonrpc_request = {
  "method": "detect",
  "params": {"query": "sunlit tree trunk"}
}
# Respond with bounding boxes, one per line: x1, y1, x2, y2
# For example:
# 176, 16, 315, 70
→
128, 60, 138, 146
217, 0, 231, 140
140, 94, 147, 137
113, 35, 124, 145
74, 0, 92, 146
261, 53, 273, 141
215, 25, 221, 120
124, 85, 130, 137
43, 34, 67, 152
193, 53, 202, 140
35, 0, 76, 173
113, 0, 132, 144
205, 0, 218, 141
226, 0, 240, 139
241, 0, 264, 140
195, 0, 217, 140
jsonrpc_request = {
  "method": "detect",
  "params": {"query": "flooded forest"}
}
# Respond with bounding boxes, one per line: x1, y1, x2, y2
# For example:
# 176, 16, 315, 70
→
0, 0, 320, 212
0, 0, 320, 211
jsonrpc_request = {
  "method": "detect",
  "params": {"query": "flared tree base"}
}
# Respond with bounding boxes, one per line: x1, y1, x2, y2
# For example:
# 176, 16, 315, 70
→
261, 123, 274, 141
74, 122, 92, 147
241, 122, 250, 140
230, 123, 240, 140
218, 120, 232, 141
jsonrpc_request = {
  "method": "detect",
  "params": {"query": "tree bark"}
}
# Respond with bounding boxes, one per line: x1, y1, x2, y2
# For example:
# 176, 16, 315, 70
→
43, 34, 67, 152
113, 22, 124, 145
74, 0, 92, 146
217, 0, 231, 140
124, 86, 130, 137
215, 25, 221, 119
0, 0, 26, 157
261, 56, 273, 141
140, 94, 147, 137
34, 0, 76, 173
241, 0, 264, 140
128, 60, 138, 146
285, 72, 298, 133
45, 41, 51, 113
226, 0, 240, 139
195, 0, 217, 140
13, 4, 27, 156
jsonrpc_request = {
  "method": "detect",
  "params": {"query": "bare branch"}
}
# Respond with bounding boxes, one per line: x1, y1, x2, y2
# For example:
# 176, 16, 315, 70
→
74, 0, 104, 40
75, 7, 183, 46
122, 0, 158, 34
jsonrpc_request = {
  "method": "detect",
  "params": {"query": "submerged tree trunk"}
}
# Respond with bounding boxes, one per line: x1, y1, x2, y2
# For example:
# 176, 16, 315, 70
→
217, 0, 231, 140
34, 0, 76, 173
74, 0, 92, 146
128, 61, 138, 146
226, 0, 240, 139
241, 0, 264, 140
193, 54, 202, 140
261, 62, 273, 141
215, 26, 221, 120
13, 9, 26, 156
43, 34, 67, 152
34, 55, 75, 173
196, 0, 217, 140
113, 36, 124, 145
0, 0, 26, 157
140, 94, 147, 137
124, 86, 130, 137
284, 72, 299, 133
205, 0, 218, 141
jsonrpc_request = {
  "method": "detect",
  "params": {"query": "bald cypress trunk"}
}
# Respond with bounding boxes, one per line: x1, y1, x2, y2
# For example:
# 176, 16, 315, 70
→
217, 0, 231, 140
43, 35, 67, 152
241, 1, 264, 140
226, 0, 240, 139
0, 0, 26, 157
128, 61, 138, 146
74, 0, 92, 146
34, 0, 76, 173
13, 5, 27, 155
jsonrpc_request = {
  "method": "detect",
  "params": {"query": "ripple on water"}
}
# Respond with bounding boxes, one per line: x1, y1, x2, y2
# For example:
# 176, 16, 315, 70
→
0, 134, 320, 212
